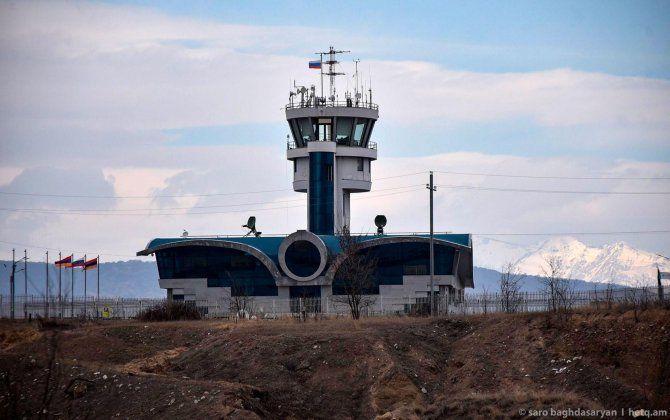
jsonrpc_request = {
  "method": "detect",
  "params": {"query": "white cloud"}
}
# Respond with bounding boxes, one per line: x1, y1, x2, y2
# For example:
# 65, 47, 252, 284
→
0, 1, 669, 263
1, 1, 669, 136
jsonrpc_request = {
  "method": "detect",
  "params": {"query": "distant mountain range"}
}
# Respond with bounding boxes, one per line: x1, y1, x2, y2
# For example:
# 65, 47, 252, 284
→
475, 237, 669, 287
0, 260, 162, 298
0, 237, 666, 298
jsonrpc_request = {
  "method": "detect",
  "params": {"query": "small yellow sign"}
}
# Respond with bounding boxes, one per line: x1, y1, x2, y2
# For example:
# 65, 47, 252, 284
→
102, 306, 111, 319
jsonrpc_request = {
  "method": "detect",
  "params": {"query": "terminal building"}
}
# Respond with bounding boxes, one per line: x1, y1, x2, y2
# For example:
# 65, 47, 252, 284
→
137, 48, 474, 314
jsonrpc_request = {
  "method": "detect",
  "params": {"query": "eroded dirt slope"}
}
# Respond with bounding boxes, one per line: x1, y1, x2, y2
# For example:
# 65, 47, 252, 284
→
0, 308, 668, 419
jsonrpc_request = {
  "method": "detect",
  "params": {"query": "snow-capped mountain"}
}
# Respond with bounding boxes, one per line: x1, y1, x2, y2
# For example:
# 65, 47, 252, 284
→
475, 236, 669, 287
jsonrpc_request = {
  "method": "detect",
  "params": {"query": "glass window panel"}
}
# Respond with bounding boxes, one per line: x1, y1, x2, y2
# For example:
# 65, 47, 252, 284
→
317, 123, 331, 141
156, 246, 278, 296
362, 120, 375, 147
298, 118, 314, 142
335, 117, 353, 144
289, 120, 301, 145
353, 119, 367, 146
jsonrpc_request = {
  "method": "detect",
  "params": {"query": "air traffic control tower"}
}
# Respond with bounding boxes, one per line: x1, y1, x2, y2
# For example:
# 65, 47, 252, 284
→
286, 47, 378, 234
138, 47, 474, 314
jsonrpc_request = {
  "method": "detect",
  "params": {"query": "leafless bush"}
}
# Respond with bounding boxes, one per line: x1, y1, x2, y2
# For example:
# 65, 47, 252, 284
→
499, 262, 524, 313
136, 301, 201, 321
539, 256, 574, 314
481, 286, 490, 315
331, 227, 377, 320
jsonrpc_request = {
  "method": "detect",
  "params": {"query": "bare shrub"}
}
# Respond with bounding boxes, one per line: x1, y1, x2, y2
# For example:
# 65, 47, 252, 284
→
540, 256, 574, 314
228, 282, 256, 320
136, 301, 201, 321
499, 262, 524, 314
331, 227, 377, 320
481, 285, 490, 315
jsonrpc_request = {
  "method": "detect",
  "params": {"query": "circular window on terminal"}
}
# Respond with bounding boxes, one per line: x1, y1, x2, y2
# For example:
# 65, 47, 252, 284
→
284, 240, 322, 278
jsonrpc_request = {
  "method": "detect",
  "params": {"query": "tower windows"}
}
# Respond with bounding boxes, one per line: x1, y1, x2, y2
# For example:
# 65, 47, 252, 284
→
297, 118, 315, 142
317, 118, 332, 141
357, 158, 364, 171
353, 120, 367, 146
336, 117, 354, 144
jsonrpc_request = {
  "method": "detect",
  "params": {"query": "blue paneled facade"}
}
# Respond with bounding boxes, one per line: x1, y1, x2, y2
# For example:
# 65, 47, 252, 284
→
308, 152, 335, 235
140, 233, 473, 300
332, 242, 455, 295
156, 246, 278, 296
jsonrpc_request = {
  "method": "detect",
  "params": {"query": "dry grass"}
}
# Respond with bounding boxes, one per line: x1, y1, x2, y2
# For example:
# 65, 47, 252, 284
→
1, 307, 668, 418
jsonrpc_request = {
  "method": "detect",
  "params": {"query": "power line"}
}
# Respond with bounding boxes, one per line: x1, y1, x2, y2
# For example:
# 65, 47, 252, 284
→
436, 184, 670, 195
433, 170, 670, 181
471, 230, 670, 236
372, 171, 427, 181
0, 172, 427, 199
3, 228, 667, 262
0, 240, 137, 258
0, 187, 292, 200
0, 186, 425, 216
0, 184, 423, 213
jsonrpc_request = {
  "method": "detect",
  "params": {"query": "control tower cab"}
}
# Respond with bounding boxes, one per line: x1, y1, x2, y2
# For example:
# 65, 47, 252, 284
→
286, 47, 378, 235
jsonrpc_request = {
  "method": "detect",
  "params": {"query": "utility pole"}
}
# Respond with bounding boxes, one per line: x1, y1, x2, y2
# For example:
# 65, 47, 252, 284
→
426, 171, 437, 316
10, 249, 28, 320
83, 253, 87, 318
10, 249, 15, 320
58, 251, 62, 318
45, 250, 49, 317
70, 255, 74, 318
71, 257, 74, 318
24, 249, 27, 319
657, 254, 670, 303
96, 255, 100, 304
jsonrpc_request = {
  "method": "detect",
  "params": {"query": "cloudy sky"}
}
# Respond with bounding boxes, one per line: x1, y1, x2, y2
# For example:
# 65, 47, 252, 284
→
1, 0, 669, 265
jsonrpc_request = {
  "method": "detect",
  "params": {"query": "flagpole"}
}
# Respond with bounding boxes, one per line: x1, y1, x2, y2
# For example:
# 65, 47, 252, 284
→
58, 251, 62, 318
83, 253, 87, 319
97, 255, 100, 304
45, 250, 49, 318
24, 249, 27, 319
71, 254, 74, 318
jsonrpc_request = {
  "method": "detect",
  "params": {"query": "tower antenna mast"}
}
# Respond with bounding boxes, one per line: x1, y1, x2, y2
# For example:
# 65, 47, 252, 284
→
315, 46, 349, 103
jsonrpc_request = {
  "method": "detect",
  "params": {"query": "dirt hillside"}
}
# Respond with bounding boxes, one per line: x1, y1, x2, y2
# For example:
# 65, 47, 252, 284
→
1, 307, 668, 419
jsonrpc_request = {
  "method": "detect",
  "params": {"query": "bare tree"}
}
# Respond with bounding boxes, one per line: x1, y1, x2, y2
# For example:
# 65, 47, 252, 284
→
481, 285, 490, 315
331, 227, 377, 320
603, 277, 616, 309
499, 262, 524, 313
228, 277, 256, 320
540, 256, 573, 313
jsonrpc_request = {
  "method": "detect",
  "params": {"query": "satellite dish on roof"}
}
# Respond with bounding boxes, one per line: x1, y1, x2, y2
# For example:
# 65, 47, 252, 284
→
243, 216, 262, 237
182, 230, 188, 237
374, 215, 387, 235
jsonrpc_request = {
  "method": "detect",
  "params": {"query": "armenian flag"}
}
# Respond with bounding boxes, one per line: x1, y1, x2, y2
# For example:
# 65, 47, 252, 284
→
83, 257, 98, 271
309, 60, 322, 69
55, 255, 72, 268
71, 258, 85, 268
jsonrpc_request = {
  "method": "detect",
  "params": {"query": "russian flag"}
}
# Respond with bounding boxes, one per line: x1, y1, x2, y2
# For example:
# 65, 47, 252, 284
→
309, 60, 322, 70
71, 258, 85, 268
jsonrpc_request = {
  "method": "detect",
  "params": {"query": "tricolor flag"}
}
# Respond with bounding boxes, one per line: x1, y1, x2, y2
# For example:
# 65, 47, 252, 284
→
309, 60, 322, 70
71, 258, 85, 268
55, 255, 72, 268
83, 257, 98, 271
